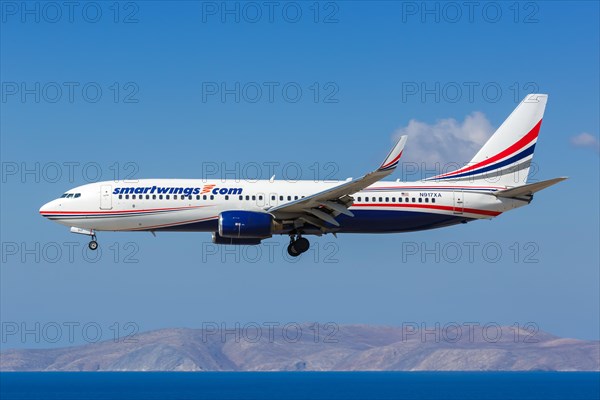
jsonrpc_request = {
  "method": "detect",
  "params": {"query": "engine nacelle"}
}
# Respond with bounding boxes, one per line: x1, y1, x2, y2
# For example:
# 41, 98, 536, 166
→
212, 232, 262, 245
218, 210, 273, 239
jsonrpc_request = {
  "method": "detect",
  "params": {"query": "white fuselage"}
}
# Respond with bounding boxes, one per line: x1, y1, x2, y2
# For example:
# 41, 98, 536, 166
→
39, 179, 526, 235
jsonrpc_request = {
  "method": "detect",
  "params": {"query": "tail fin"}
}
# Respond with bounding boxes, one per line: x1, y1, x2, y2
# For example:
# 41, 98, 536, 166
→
427, 94, 548, 186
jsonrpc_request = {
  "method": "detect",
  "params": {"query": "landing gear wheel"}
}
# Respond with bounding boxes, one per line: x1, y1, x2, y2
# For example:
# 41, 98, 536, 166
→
88, 240, 98, 251
287, 243, 300, 257
294, 237, 310, 253
287, 235, 310, 257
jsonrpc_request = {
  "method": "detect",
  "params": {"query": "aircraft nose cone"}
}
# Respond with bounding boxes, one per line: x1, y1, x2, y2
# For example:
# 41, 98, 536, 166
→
39, 201, 55, 217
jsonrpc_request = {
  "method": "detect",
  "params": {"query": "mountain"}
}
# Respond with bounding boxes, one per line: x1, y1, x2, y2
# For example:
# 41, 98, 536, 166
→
1, 325, 598, 371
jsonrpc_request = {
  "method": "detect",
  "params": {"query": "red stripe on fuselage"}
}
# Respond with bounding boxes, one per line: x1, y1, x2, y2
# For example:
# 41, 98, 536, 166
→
39, 205, 208, 216
352, 203, 501, 217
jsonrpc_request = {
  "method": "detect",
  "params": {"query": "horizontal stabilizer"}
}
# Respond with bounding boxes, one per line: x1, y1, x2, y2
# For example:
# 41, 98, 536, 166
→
495, 177, 567, 198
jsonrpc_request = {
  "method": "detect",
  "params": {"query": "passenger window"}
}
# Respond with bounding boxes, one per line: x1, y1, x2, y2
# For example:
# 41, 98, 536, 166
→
279, 196, 283, 201
357, 197, 361, 202
405, 197, 409, 202
399, 197, 402, 202
146, 195, 149, 199
271, 195, 275, 201
418, 198, 422, 203
225, 195, 229, 200
294, 196, 298, 200
210, 195, 214, 200
287, 196, 291, 201
133, 195, 137, 199
125, 195, 129, 199
425, 198, 429, 203
372, 197, 376, 202
119, 195, 123, 199
174, 195, 178, 200
166, 195, 170, 200
252, 195, 256, 201
432, 198, 436, 203
153, 195, 157, 200
391, 197, 395, 202
379, 197, 383, 202
196, 195, 199, 200
159, 195, 163, 200
259, 195, 263, 200
203, 195, 207, 200
412, 198, 415, 202
364, 197, 369, 202
239, 195, 243, 201
385, 197, 389, 202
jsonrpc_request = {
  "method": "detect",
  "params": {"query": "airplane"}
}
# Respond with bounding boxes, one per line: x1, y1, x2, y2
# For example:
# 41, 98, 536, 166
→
40, 94, 566, 257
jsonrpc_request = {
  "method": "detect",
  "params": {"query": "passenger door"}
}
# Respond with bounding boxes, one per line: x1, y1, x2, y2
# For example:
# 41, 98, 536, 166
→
453, 190, 464, 215
100, 185, 113, 210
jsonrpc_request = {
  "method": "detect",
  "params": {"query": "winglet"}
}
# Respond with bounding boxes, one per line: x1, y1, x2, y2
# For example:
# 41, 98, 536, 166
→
378, 135, 408, 172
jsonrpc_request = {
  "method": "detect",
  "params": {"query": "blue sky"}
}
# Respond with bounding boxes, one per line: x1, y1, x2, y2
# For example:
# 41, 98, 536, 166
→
1, 1, 598, 348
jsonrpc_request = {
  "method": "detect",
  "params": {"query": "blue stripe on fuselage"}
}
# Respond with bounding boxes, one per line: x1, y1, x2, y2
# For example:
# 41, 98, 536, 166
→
149, 210, 472, 233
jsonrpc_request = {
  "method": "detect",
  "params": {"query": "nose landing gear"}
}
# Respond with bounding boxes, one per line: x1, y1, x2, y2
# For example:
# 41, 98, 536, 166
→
88, 236, 98, 251
70, 227, 99, 251
287, 234, 310, 257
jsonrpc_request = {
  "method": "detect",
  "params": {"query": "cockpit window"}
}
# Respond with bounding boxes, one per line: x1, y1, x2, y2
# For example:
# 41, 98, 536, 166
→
66, 194, 74, 198
74, 193, 81, 198
60, 194, 68, 198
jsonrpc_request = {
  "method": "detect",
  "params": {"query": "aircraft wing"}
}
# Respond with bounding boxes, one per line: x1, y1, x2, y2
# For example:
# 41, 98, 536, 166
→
267, 136, 408, 230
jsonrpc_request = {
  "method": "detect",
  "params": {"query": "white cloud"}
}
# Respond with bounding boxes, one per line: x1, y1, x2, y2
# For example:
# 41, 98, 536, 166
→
570, 132, 600, 154
393, 112, 494, 166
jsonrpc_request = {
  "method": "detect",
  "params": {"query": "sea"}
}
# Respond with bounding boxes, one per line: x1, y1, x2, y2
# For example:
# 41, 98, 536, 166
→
0, 372, 598, 400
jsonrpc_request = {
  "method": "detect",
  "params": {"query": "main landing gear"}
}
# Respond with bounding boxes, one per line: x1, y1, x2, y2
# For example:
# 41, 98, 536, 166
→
287, 234, 310, 257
